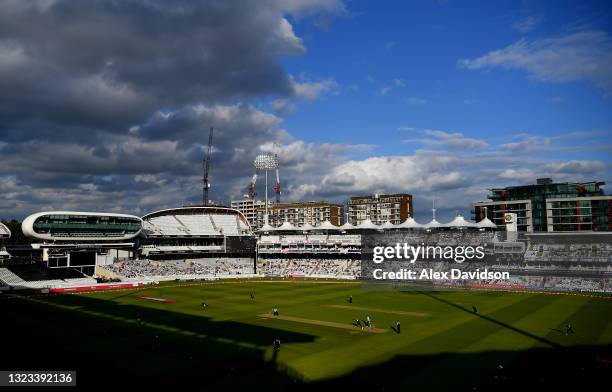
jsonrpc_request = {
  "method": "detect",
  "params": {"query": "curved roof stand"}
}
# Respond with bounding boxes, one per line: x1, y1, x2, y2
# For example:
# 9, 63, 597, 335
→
142, 205, 252, 233
397, 217, 423, 229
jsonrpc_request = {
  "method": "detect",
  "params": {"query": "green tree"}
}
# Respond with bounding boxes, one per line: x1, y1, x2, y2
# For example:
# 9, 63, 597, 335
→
0, 219, 34, 246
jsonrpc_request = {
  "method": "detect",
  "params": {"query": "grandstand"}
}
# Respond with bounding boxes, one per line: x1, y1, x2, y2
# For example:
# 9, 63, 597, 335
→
17, 211, 143, 281
0, 264, 96, 290
104, 258, 255, 281
256, 257, 360, 279
0, 221, 11, 262
406, 232, 612, 292
257, 214, 499, 233
524, 243, 612, 264
256, 232, 362, 278
524, 232, 612, 265
142, 206, 251, 237
257, 234, 361, 254
139, 206, 255, 262
253, 229, 612, 292
7, 206, 612, 293
111, 206, 259, 280
4, 207, 256, 290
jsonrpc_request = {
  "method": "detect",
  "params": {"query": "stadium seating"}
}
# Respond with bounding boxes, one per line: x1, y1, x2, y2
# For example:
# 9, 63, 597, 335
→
144, 212, 247, 237
0, 266, 97, 289
503, 275, 607, 292
106, 258, 254, 280
524, 243, 612, 264
256, 258, 360, 279
0, 267, 25, 285
257, 234, 362, 254
212, 215, 241, 235
145, 215, 189, 236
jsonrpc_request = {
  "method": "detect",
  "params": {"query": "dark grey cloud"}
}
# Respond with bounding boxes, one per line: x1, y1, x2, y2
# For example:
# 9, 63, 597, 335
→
0, 101, 353, 217
0, 0, 345, 219
0, 0, 607, 223
0, 0, 342, 140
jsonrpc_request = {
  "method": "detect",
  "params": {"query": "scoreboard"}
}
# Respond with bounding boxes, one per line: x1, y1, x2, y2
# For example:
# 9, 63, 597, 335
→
225, 236, 257, 254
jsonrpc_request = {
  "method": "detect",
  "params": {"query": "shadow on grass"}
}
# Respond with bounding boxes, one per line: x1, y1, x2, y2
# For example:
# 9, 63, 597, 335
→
418, 290, 563, 348
2, 293, 313, 390
3, 291, 611, 391
310, 344, 612, 391
309, 291, 611, 390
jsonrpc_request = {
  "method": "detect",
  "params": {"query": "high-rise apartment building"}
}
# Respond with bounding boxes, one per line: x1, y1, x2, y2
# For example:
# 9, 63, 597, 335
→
269, 201, 344, 227
230, 199, 274, 230
473, 178, 610, 232
348, 193, 413, 225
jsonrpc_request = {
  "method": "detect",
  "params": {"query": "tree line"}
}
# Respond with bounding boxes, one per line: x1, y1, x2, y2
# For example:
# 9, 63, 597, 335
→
1, 219, 35, 246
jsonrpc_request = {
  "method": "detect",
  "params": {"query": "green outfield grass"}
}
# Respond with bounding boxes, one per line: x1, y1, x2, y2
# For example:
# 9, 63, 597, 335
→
3, 279, 612, 391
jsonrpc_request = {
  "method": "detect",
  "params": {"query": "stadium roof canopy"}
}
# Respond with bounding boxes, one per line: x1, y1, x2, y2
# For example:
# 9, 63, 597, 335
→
259, 223, 275, 232
339, 221, 355, 231
397, 217, 423, 229
0, 222, 11, 238
445, 215, 476, 228
423, 218, 443, 229
142, 206, 249, 224
355, 219, 380, 230
298, 222, 316, 231
273, 221, 296, 231
476, 217, 497, 229
316, 220, 340, 231
380, 221, 396, 230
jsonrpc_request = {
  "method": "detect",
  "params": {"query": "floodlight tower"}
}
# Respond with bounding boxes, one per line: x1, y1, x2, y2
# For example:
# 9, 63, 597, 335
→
253, 153, 279, 225
203, 127, 214, 206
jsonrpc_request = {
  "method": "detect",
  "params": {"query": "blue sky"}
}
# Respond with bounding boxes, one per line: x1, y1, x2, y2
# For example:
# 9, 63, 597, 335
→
281, 0, 611, 156
0, 0, 610, 221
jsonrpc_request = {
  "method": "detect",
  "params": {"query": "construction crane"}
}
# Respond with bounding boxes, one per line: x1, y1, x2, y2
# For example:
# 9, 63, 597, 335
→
203, 126, 214, 206
274, 153, 281, 202
246, 169, 259, 199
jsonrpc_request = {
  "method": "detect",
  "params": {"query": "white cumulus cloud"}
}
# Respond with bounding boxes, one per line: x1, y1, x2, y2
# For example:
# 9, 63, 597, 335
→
460, 30, 612, 93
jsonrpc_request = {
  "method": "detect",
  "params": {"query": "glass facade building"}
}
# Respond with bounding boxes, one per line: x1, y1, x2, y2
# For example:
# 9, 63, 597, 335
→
28, 213, 142, 239
546, 196, 612, 232
473, 178, 610, 232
